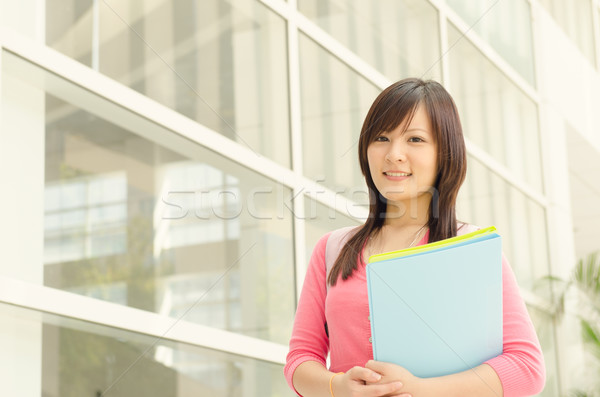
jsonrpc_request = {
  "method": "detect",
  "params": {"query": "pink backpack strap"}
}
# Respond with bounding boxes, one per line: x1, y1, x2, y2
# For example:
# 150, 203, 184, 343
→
457, 222, 480, 236
325, 226, 360, 292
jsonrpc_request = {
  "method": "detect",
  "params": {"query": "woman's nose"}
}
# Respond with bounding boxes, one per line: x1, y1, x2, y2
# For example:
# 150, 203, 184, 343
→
385, 142, 407, 162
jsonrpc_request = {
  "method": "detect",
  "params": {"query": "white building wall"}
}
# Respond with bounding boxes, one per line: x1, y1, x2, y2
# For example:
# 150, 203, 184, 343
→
533, 1, 600, 393
0, 1, 45, 395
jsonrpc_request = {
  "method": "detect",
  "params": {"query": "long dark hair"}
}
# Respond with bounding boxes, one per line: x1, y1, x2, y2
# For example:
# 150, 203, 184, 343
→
328, 78, 467, 286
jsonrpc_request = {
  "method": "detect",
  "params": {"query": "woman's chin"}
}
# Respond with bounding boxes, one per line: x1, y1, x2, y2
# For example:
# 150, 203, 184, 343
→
381, 192, 417, 203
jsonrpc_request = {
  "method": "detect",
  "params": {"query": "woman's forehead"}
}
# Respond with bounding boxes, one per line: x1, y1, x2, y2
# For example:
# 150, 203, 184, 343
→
382, 105, 432, 134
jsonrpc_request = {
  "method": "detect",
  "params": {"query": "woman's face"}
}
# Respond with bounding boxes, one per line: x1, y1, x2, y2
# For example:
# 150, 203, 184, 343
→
367, 104, 438, 207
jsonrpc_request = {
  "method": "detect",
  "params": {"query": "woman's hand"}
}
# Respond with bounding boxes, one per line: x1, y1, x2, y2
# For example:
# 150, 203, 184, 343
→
364, 360, 422, 396
331, 365, 410, 397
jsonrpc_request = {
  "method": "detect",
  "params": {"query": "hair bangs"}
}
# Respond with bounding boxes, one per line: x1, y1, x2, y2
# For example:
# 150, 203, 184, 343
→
364, 85, 423, 143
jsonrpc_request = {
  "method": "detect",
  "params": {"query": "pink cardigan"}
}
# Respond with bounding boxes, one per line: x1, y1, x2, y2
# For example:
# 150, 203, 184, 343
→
284, 228, 546, 396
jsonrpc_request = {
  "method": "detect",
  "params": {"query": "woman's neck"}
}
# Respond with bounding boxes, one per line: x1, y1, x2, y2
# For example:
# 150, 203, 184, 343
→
383, 194, 431, 229
364, 196, 431, 259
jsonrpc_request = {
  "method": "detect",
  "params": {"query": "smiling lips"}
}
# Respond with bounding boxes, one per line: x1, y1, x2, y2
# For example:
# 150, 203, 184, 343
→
383, 171, 412, 181
384, 171, 411, 177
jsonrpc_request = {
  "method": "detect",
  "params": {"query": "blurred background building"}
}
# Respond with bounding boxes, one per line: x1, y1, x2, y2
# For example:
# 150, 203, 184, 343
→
0, 0, 599, 396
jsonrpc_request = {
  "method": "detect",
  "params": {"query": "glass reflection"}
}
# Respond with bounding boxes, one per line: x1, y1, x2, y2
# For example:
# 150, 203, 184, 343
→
0, 303, 287, 397
449, 24, 543, 193
45, 173, 128, 264
41, 92, 295, 344
44, 324, 287, 397
299, 33, 379, 197
46, 0, 94, 66
458, 156, 549, 289
299, 0, 442, 81
538, 0, 597, 66
46, 0, 291, 166
0, 41, 299, 346
447, 0, 536, 85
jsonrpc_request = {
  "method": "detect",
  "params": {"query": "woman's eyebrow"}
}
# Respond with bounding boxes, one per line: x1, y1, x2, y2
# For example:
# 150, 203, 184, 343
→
402, 127, 431, 135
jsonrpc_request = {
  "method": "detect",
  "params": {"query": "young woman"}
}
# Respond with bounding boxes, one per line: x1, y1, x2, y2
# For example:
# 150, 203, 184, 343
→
284, 78, 545, 397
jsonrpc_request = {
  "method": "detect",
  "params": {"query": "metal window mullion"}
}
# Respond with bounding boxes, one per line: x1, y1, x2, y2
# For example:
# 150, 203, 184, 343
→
529, 0, 555, 268
465, 137, 548, 209
528, 1, 563, 308
92, 0, 100, 71
266, 0, 542, 136
0, 28, 366, 222
591, 0, 600, 69
438, 5, 451, 88
293, 11, 389, 90
1, 26, 370, 302
285, 0, 308, 303
2, 22, 547, 212
433, 1, 548, 206
0, 275, 287, 364
0, 29, 297, 188
529, 3, 567, 393
435, 1, 540, 104
258, 0, 291, 21
0, 42, 3, 141
262, 0, 547, 210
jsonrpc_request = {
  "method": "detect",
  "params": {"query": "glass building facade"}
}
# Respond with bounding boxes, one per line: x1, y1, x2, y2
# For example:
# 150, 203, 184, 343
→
1, 0, 600, 395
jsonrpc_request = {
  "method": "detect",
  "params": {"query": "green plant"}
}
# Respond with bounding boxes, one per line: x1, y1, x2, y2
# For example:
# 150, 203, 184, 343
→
541, 252, 600, 397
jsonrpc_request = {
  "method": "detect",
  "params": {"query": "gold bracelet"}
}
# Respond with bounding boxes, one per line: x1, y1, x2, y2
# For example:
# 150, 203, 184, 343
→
329, 372, 344, 397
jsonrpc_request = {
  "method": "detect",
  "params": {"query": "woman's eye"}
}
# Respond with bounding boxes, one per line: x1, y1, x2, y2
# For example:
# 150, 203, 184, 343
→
375, 136, 389, 142
408, 137, 424, 143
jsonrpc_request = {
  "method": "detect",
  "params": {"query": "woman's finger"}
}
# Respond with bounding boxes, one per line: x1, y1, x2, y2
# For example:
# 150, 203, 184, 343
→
364, 381, 405, 397
347, 365, 383, 383
365, 359, 390, 374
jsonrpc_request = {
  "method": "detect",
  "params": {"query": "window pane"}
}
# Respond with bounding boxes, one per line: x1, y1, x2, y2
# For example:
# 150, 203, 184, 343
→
538, 0, 597, 66
458, 156, 550, 290
46, 0, 291, 167
449, 24, 543, 193
45, 0, 94, 66
299, 33, 378, 197
299, 0, 441, 81
0, 303, 287, 397
447, 0, 536, 85
3, 52, 295, 345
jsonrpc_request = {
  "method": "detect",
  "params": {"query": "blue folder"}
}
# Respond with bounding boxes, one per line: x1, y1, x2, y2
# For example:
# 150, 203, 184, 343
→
366, 227, 503, 378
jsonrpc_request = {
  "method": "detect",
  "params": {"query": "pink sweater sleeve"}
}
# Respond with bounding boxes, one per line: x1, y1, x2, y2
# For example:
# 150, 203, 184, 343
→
484, 255, 546, 396
284, 233, 331, 395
